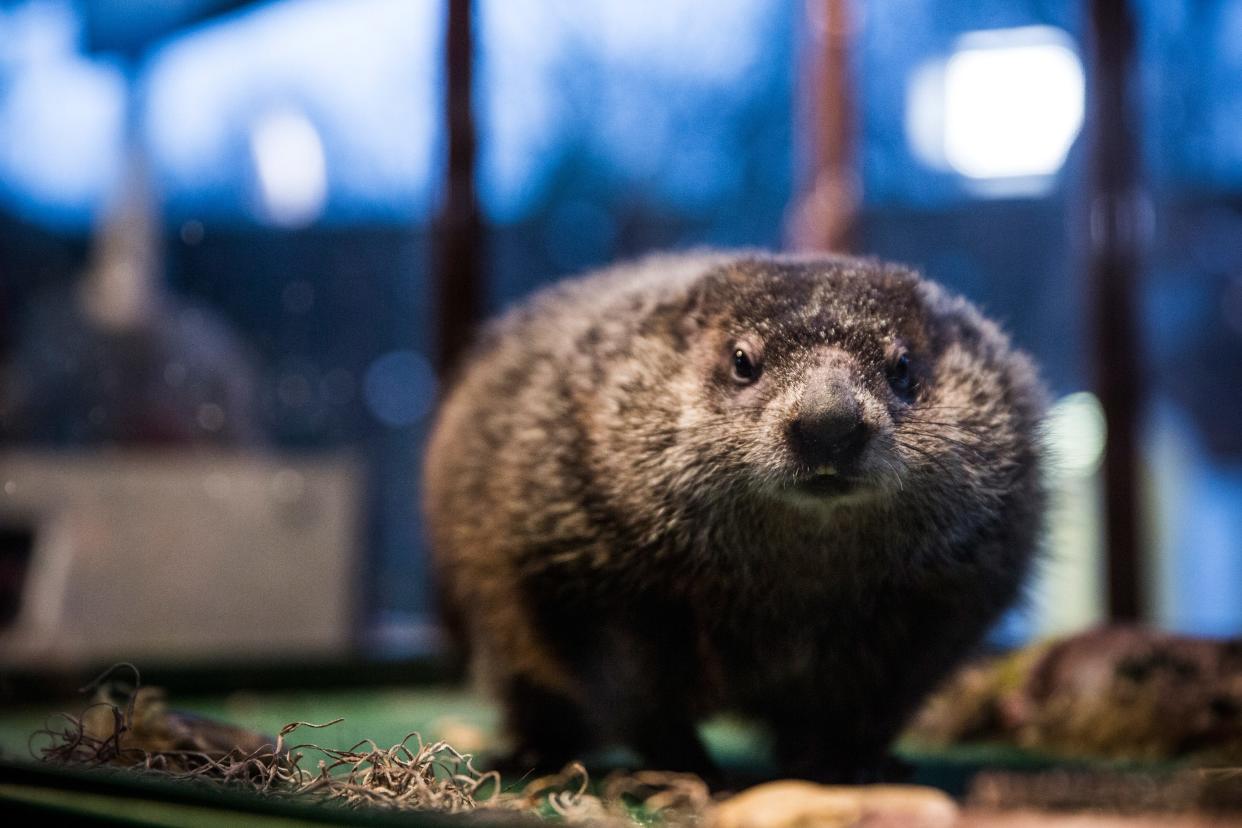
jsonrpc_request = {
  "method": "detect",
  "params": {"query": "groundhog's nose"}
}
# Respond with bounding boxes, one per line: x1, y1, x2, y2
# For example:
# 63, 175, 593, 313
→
789, 380, 869, 471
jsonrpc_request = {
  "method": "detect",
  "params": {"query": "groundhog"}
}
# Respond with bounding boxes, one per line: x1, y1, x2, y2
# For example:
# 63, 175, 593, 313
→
423, 251, 1047, 781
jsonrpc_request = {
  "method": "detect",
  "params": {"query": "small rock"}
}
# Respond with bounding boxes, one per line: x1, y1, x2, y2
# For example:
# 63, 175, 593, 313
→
854, 785, 959, 827
710, 780, 958, 828
711, 781, 862, 828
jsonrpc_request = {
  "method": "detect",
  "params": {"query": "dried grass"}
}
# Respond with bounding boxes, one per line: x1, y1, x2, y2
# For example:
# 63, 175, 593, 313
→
30, 665, 713, 824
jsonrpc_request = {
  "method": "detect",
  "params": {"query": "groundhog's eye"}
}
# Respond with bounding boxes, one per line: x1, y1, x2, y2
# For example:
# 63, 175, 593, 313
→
887, 352, 916, 399
732, 346, 760, 384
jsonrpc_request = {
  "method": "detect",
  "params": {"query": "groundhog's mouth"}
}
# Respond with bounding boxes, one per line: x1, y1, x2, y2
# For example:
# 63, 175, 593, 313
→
794, 465, 858, 497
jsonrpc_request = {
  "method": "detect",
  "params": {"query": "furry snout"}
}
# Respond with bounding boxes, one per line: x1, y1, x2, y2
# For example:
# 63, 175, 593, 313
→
786, 364, 871, 473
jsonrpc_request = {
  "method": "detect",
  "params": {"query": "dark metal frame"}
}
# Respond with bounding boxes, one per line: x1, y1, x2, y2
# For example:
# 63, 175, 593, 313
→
434, 0, 484, 379
1086, 0, 1145, 621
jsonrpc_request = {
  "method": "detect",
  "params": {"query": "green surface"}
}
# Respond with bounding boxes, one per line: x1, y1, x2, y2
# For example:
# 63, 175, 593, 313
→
2, 682, 1116, 778
2, 683, 1179, 824
4, 684, 772, 772
0, 684, 770, 826
0, 782, 328, 827
5, 686, 491, 760
0, 759, 524, 827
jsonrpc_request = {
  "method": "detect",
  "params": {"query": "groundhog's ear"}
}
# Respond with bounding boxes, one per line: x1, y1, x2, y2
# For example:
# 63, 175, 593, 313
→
679, 281, 711, 330
646, 283, 709, 352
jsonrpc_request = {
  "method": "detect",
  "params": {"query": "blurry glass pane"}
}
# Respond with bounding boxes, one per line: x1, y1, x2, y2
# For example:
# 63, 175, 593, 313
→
1139, 0, 1242, 191
0, 0, 125, 228
476, 0, 795, 305
861, 0, 1082, 208
142, 1, 446, 647
143, 0, 443, 225
1137, 0, 1242, 636
1, 0, 448, 660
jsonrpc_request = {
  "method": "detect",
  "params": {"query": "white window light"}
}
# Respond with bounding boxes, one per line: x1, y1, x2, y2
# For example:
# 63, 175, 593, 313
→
906, 26, 1085, 191
249, 106, 327, 227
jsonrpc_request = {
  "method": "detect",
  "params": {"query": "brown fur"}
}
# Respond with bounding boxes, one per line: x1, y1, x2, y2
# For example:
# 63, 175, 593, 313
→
423, 251, 1047, 780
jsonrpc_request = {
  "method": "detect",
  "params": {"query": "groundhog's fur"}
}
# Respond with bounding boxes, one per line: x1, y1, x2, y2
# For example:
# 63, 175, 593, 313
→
424, 251, 1046, 781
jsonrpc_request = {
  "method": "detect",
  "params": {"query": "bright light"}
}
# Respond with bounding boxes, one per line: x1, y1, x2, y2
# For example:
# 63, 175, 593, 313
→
0, 58, 125, 226
944, 35, 1083, 178
1047, 391, 1107, 478
145, 0, 442, 222
908, 26, 1084, 186
249, 107, 327, 227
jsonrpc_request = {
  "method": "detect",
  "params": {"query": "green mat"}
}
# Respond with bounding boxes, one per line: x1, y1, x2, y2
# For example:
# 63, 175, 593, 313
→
0, 683, 1178, 825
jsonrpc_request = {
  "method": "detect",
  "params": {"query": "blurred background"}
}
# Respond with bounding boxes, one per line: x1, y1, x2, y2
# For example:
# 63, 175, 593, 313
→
0, 0, 1238, 687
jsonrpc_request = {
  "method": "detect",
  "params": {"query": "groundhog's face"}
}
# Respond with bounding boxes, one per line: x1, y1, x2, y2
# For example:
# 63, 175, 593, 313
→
670, 257, 1042, 512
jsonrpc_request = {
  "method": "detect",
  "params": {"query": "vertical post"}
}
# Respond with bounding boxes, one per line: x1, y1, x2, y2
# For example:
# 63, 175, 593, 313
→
1086, 0, 1146, 621
435, 0, 483, 378
787, 0, 858, 253
81, 61, 160, 333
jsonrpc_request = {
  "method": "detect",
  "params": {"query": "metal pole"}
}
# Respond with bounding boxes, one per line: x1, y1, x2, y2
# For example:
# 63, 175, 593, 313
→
1086, 0, 1146, 621
435, 0, 483, 378
787, 0, 858, 253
